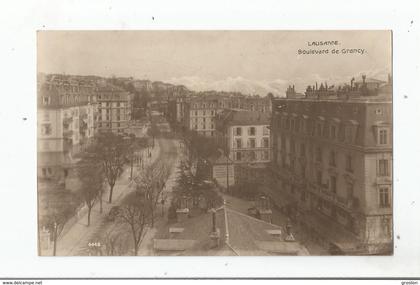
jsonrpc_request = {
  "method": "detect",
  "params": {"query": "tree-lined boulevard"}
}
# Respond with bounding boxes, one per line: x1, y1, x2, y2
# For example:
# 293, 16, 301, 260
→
39, 115, 183, 256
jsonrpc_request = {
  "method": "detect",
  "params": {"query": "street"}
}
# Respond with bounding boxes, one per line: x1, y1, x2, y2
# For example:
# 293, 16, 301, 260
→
42, 117, 181, 256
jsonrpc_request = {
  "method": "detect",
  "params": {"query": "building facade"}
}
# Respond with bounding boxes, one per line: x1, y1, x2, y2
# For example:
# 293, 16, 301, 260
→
214, 110, 272, 188
270, 77, 392, 254
216, 110, 271, 165
186, 96, 222, 137
179, 94, 272, 136
37, 75, 97, 182
96, 86, 132, 134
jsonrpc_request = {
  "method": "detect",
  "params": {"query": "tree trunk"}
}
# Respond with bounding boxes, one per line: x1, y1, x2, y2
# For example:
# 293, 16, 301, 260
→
87, 207, 92, 226
132, 231, 138, 256
108, 184, 115, 203
99, 191, 103, 214
151, 208, 154, 228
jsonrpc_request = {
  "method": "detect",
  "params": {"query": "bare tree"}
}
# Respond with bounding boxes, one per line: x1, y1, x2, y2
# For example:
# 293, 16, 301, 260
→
100, 225, 130, 256
128, 136, 148, 180
92, 133, 128, 203
39, 188, 79, 256
134, 162, 170, 227
117, 191, 152, 256
76, 158, 104, 226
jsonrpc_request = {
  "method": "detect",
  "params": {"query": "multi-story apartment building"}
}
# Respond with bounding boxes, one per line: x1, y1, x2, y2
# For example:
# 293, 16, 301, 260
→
213, 110, 272, 187
227, 94, 272, 113
270, 76, 392, 254
216, 110, 271, 164
167, 94, 188, 127
37, 75, 97, 182
96, 85, 132, 134
186, 96, 222, 137
179, 93, 272, 136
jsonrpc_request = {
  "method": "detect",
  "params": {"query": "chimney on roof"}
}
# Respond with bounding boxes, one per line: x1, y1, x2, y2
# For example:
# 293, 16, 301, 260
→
209, 208, 221, 248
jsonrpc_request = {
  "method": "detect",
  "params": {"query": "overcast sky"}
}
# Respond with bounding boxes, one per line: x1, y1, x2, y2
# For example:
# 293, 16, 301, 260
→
38, 31, 391, 95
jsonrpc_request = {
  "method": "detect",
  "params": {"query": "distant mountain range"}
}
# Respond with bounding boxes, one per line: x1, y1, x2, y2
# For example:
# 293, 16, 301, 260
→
166, 69, 390, 97
166, 76, 287, 97
39, 67, 391, 98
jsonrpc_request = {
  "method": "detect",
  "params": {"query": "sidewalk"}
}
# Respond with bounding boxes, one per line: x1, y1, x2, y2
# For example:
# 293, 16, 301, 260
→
137, 138, 183, 255
41, 141, 161, 256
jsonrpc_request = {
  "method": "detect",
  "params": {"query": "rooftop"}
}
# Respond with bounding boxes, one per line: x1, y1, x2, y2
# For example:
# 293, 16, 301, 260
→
224, 110, 271, 126
153, 205, 309, 256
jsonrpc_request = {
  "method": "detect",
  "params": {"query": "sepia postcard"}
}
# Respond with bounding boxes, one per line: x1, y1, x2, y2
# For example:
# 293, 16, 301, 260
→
37, 30, 393, 256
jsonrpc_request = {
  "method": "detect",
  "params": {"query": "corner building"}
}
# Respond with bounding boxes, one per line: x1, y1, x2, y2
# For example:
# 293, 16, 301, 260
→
271, 77, 392, 254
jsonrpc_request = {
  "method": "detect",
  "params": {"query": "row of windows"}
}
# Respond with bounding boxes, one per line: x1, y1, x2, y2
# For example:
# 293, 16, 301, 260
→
193, 124, 215, 130
192, 117, 215, 123
281, 117, 360, 144
288, 185, 391, 237
101, 115, 125, 121
234, 126, 270, 136
315, 148, 354, 172
191, 102, 269, 110
314, 171, 391, 209
280, 153, 390, 198
101, 102, 125, 107
280, 140, 355, 172
279, 139, 391, 177
192, 103, 217, 109
98, 123, 124, 128
192, 110, 216, 116
234, 150, 270, 161
42, 95, 91, 106
280, 116, 390, 146
234, 137, 270, 149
